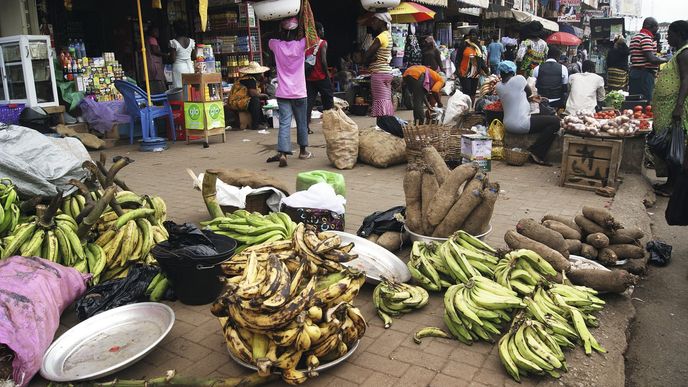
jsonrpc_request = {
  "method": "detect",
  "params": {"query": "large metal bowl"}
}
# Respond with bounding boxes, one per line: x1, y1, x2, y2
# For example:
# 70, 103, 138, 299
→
403, 224, 493, 244
41, 303, 175, 382
331, 231, 411, 284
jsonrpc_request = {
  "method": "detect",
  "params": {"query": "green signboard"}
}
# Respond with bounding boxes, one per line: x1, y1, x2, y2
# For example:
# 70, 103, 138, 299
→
184, 102, 204, 130
205, 101, 224, 129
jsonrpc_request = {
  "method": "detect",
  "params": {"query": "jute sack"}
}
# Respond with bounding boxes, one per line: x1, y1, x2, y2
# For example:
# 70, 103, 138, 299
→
322, 107, 359, 169
358, 127, 406, 168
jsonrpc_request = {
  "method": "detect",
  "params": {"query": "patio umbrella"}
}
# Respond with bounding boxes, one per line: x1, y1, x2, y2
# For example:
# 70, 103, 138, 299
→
389, 2, 436, 24
546, 32, 582, 46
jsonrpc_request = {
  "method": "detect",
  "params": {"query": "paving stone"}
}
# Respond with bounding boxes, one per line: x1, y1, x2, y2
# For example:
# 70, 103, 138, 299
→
450, 345, 488, 367
472, 367, 509, 387
162, 336, 212, 361
181, 351, 231, 376
352, 352, 410, 377
401, 365, 440, 386
367, 329, 409, 357
360, 371, 400, 387
431, 372, 471, 387
389, 345, 448, 372
328, 362, 374, 384
442, 360, 479, 381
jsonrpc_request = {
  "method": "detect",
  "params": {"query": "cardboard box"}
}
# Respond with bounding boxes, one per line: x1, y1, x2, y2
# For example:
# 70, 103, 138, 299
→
462, 157, 492, 172
461, 134, 492, 160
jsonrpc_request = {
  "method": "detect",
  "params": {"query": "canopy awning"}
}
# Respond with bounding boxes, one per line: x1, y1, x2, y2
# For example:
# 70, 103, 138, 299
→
484, 4, 515, 19
456, 0, 488, 8
512, 10, 560, 32
413, 0, 448, 7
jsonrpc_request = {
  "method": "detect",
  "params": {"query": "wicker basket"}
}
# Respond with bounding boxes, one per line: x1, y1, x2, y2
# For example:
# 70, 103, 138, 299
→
504, 148, 529, 166
220, 191, 272, 215
403, 124, 451, 169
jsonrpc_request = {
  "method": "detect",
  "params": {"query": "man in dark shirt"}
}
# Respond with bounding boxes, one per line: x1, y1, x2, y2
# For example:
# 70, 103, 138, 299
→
606, 36, 630, 90
533, 46, 569, 109
629, 17, 668, 99
421, 35, 443, 73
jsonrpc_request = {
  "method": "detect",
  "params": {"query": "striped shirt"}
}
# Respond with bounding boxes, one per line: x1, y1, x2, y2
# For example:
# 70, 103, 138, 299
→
629, 31, 658, 70
369, 31, 393, 74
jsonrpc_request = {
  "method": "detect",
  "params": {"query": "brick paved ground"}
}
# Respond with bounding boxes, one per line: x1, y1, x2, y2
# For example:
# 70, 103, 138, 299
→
38, 109, 613, 386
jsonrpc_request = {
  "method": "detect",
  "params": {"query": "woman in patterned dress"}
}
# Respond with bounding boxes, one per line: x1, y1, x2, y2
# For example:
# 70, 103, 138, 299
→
364, 12, 395, 117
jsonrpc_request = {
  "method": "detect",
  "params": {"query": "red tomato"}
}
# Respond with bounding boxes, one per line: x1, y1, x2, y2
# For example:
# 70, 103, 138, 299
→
634, 113, 642, 119
645, 105, 652, 112
634, 105, 643, 112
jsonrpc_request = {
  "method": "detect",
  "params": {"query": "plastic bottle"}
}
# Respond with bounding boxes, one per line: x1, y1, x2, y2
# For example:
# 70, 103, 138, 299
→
79, 39, 87, 58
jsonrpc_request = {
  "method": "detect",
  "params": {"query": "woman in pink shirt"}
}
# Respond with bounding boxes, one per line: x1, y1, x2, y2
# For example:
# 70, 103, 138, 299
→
266, 17, 311, 168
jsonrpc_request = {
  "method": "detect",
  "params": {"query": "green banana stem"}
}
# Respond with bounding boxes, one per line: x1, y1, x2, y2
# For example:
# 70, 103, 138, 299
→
202, 171, 224, 219
19, 196, 42, 215
106, 156, 134, 188
68, 179, 95, 205
83, 161, 108, 189
76, 186, 117, 240
46, 370, 277, 387
38, 190, 63, 229
97, 156, 131, 191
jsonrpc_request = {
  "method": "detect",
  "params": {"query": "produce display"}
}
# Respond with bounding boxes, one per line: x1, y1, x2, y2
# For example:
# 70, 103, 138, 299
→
202, 210, 297, 253
211, 225, 366, 385
373, 278, 429, 328
484, 100, 503, 112
365, 231, 406, 253
478, 74, 500, 98
0, 179, 20, 238
404, 146, 499, 238
562, 109, 650, 137
604, 90, 625, 110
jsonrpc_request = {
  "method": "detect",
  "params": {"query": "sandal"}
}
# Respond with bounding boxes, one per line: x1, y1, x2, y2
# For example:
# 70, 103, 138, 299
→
528, 153, 552, 166
267, 154, 282, 163
654, 187, 672, 197
278, 154, 288, 168
308, 128, 314, 134
299, 151, 314, 160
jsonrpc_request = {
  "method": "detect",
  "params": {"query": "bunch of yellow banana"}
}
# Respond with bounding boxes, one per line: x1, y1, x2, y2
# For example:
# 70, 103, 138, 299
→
373, 278, 429, 329
443, 277, 525, 345
202, 210, 296, 252
94, 208, 167, 275
494, 249, 558, 296
499, 314, 568, 381
211, 224, 367, 385
0, 179, 21, 238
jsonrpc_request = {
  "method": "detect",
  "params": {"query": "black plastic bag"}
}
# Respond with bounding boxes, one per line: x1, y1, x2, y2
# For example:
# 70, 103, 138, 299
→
666, 168, 688, 226
154, 221, 219, 260
357, 206, 405, 237
647, 127, 673, 160
668, 123, 686, 167
376, 116, 404, 138
75, 264, 160, 321
646, 240, 672, 266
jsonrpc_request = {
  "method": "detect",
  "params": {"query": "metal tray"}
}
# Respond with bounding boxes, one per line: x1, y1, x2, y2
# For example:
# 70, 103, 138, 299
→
227, 340, 360, 373
331, 231, 411, 284
568, 255, 612, 271
41, 302, 175, 382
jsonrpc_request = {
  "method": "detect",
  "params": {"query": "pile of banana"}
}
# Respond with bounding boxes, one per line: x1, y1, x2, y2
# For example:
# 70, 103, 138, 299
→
494, 249, 558, 296
408, 231, 499, 291
443, 277, 525, 344
373, 278, 429, 328
211, 227, 367, 385
499, 314, 568, 381
202, 210, 296, 252
0, 179, 20, 238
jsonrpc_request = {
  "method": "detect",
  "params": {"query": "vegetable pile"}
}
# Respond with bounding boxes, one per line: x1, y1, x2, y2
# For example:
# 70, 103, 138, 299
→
604, 90, 625, 110
563, 110, 648, 137
484, 100, 503, 112
404, 146, 500, 238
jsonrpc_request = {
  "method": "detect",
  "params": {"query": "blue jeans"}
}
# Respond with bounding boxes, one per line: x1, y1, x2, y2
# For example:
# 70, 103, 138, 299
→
277, 97, 308, 154
490, 62, 500, 75
629, 68, 656, 100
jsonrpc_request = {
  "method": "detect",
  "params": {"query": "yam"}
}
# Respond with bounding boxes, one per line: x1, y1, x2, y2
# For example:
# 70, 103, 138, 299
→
541, 214, 582, 234
621, 257, 648, 275
377, 231, 404, 252
586, 233, 610, 249
421, 172, 440, 236
567, 269, 637, 293
426, 163, 479, 226
404, 170, 423, 233
609, 227, 645, 244
575, 215, 610, 236
606, 244, 645, 259
542, 220, 582, 240
580, 243, 598, 259
422, 146, 450, 186
366, 234, 380, 244
462, 183, 500, 236
504, 230, 571, 272
432, 175, 486, 237
564, 239, 582, 254
582, 206, 622, 230
516, 218, 568, 257
598, 248, 618, 265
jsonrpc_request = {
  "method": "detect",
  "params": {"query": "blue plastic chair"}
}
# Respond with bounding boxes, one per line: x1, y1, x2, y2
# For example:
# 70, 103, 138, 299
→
114, 80, 176, 144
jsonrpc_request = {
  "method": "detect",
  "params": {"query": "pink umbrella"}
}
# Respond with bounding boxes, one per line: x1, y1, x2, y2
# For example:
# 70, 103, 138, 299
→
546, 32, 582, 46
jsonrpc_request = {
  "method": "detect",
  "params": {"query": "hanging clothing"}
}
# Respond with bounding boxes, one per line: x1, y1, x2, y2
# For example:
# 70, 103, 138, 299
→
516, 38, 548, 78
404, 34, 422, 67
169, 38, 195, 88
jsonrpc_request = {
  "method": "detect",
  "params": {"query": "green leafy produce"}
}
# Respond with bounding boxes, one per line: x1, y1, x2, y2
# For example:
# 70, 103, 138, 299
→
605, 91, 625, 110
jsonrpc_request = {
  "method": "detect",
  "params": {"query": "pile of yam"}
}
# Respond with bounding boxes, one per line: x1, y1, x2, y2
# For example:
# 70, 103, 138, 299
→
404, 146, 499, 238
366, 231, 407, 252
504, 206, 643, 293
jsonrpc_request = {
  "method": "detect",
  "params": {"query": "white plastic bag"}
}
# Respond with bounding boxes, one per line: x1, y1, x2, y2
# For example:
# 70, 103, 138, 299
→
442, 90, 472, 125
441, 79, 455, 96
188, 170, 286, 212
281, 183, 346, 214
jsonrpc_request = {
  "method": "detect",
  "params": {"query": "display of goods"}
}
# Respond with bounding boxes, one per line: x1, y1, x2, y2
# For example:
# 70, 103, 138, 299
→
494, 249, 558, 295
202, 210, 296, 253
211, 226, 366, 385
604, 90, 625, 110
563, 110, 645, 137
484, 100, 503, 112
373, 278, 429, 328
404, 146, 499, 238
442, 277, 524, 344
0, 179, 20, 238
407, 231, 498, 291
478, 75, 500, 98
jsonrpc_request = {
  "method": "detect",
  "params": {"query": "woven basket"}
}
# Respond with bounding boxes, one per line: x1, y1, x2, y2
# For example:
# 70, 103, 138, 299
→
455, 113, 486, 130
403, 124, 451, 169
504, 148, 529, 166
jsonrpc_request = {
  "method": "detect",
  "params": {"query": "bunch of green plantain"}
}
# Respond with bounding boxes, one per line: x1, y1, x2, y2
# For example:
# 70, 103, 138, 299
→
145, 272, 171, 302
443, 277, 525, 344
211, 226, 367, 385
0, 179, 21, 238
202, 210, 296, 252
408, 231, 499, 291
494, 249, 558, 296
93, 192, 167, 233
373, 278, 429, 328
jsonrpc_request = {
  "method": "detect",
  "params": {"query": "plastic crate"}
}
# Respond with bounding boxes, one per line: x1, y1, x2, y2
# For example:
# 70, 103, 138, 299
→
0, 104, 25, 124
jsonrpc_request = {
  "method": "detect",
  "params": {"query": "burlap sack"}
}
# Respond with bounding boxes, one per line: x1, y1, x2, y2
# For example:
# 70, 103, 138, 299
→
322, 107, 359, 170
358, 127, 406, 168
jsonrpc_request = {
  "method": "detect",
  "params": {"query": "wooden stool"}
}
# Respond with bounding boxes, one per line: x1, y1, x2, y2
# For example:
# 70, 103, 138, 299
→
43, 105, 66, 124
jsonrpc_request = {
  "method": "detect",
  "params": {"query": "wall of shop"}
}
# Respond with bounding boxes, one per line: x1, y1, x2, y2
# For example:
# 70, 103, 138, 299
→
0, 0, 39, 37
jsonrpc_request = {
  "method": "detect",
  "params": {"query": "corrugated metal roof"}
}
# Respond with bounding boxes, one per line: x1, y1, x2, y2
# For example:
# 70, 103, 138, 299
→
413, 0, 448, 8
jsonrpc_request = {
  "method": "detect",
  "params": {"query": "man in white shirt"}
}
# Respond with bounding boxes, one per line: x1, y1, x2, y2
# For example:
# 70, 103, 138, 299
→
533, 46, 569, 109
565, 60, 606, 115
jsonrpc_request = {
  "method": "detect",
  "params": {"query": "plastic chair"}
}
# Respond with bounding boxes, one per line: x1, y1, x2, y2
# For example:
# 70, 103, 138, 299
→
114, 80, 176, 144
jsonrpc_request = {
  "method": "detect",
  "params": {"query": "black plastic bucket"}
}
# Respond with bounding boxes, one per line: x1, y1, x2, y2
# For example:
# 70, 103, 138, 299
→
151, 231, 237, 305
